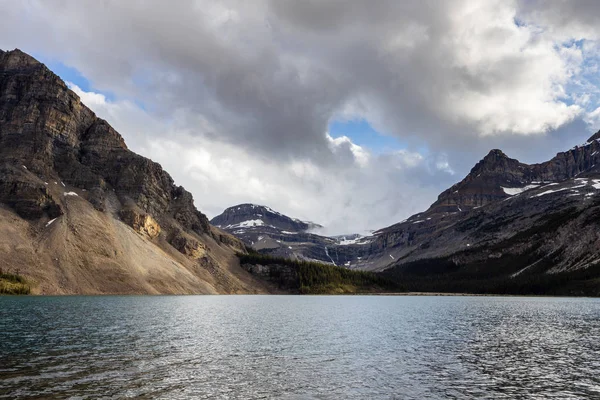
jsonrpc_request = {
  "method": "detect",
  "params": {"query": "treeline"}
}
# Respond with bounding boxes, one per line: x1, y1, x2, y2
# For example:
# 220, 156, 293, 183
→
382, 255, 600, 296
0, 269, 31, 295
240, 246, 600, 296
238, 252, 399, 294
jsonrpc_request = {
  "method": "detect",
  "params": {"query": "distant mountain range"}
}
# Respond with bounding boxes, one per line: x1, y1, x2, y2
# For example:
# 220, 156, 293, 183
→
216, 133, 600, 294
210, 203, 370, 265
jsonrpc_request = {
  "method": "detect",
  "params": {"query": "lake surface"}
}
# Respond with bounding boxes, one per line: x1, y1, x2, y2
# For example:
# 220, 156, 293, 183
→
1, 296, 599, 399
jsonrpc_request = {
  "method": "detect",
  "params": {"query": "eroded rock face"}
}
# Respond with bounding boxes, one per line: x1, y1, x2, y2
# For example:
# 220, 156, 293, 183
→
215, 231, 247, 252
0, 164, 62, 219
0, 49, 210, 234
119, 209, 161, 239
169, 187, 211, 235
169, 231, 206, 259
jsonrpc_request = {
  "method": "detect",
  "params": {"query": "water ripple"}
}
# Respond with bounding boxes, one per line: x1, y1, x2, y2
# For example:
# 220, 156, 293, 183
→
1, 295, 599, 399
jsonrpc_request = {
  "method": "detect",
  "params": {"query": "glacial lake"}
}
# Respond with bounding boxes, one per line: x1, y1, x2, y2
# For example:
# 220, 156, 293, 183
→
1, 296, 599, 399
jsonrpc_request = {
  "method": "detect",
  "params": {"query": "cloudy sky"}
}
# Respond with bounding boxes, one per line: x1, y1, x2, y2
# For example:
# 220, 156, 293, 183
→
2, 0, 600, 234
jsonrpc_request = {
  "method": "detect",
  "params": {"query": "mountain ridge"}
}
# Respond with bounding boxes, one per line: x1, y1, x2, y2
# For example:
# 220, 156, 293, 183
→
426, 132, 600, 216
354, 132, 600, 281
217, 131, 600, 291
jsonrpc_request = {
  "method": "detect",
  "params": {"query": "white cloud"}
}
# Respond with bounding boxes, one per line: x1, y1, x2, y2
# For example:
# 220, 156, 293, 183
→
429, 1, 582, 135
326, 134, 370, 167
0, 0, 592, 149
584, 106, 600, 128
391, 150, 424, 169
3, 0, 600, 232
69, 85, 448, 234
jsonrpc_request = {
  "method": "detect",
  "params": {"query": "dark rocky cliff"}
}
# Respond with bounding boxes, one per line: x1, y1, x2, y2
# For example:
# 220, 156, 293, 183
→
0, 49, 267, 294
0, 49, 212, 245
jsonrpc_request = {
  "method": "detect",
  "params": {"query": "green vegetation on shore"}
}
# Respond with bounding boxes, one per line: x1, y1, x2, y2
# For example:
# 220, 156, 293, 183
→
241, 248, 600, 297
0, 270, 31, 295
238, 252, 398, 294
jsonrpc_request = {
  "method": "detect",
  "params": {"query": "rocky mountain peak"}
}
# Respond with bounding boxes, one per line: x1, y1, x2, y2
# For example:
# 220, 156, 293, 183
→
1, 48, 41, 69
211, 203, 322, 232
469, 149, 519, 175
485, 148, 508, 158
424, 150, 526, 214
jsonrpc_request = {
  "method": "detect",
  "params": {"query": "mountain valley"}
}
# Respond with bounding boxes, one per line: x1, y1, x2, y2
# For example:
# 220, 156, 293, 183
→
216, 136, 600, 295
3, 48, 600, 295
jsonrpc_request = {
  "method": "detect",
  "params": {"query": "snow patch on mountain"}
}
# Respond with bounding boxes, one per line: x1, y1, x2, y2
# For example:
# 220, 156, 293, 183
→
338, 237, 360, 245
533, 183, 587, 198
502, 184, 540, 196
225, 219, 268, 229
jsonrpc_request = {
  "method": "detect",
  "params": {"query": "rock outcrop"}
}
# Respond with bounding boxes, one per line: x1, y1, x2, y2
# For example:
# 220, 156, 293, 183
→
119, 209, 161, 239
0, 164, 62, 219
169, 230, 206, 259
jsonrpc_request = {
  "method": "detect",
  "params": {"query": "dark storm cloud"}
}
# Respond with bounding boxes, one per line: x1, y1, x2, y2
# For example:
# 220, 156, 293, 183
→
1, 0, 599, 232
0, 0, 586, 162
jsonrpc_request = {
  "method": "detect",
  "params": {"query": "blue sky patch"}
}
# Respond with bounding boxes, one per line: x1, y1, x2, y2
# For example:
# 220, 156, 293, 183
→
328, 119, 407, 153
32, 52, 116, 101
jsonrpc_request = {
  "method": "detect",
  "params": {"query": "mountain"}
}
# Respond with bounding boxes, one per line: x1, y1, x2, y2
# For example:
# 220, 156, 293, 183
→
361, 132, 600, 269
4, 48, 599, 295
346, 132, 600, 294
217, 133, 600, 294
427, 139, 600, 215
210, 203, 372, 265
0, 49, 273, 294
211, 203, 322, 233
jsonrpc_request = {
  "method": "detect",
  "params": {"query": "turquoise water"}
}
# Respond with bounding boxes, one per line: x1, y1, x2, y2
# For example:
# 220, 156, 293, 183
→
1, 295, 599, 399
